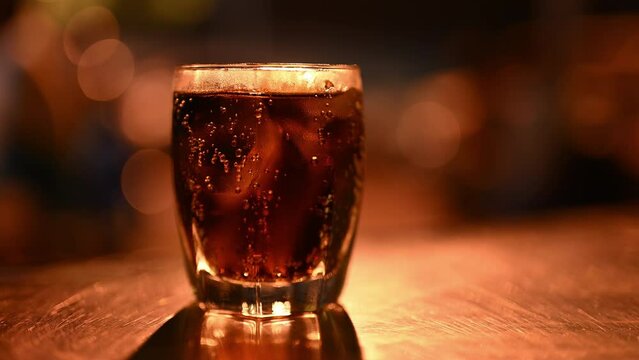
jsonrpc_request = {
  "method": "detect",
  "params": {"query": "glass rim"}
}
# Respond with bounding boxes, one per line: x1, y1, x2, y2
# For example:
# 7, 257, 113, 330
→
173, 62, 362, 94
176, 63, 360, 71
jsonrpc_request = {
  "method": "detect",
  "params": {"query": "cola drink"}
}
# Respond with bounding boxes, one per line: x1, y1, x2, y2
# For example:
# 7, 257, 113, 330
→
173, 88, 364, 284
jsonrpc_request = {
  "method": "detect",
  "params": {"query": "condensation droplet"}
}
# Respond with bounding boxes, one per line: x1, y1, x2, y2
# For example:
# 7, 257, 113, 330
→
235, 148, 242, 158
311, 156, 318, 165
235, 186, 241, 194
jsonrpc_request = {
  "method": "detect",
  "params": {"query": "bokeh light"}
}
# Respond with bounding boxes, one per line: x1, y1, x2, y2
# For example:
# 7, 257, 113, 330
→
121, 149, 173, 215
118, 66, 173, 147
408, 70, 484, 138
4, 5, 58, 69
77, 38, 134, 101
396, 101, 461, 169
63, 6, 119, 65
1, 1, 639, 267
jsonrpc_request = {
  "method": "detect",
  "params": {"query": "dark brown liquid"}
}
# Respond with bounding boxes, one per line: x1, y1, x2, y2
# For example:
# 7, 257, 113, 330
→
173, 89, 363, 282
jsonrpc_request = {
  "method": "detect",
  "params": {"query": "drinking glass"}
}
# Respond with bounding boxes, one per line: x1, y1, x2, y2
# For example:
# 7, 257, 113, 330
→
172, 63, 364, 316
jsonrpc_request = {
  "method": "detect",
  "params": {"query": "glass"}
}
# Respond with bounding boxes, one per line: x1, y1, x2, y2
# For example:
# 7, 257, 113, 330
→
172, 63, 364, 316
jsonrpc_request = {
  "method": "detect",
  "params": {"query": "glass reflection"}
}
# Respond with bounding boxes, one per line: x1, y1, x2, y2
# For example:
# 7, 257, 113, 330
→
130, 303, 361, 360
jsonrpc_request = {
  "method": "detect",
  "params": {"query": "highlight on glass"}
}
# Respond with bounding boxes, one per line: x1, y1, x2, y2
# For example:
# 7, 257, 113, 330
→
172, 63, 364, 316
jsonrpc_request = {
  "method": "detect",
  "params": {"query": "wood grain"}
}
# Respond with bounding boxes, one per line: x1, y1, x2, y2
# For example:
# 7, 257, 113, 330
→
1, 207, 639, 359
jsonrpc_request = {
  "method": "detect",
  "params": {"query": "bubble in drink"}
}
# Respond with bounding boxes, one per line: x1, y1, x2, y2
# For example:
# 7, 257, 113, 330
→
173, 89, 364, 282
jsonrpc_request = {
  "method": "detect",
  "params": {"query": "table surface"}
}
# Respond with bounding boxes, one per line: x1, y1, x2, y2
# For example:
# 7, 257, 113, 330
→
2, 207, 639, 359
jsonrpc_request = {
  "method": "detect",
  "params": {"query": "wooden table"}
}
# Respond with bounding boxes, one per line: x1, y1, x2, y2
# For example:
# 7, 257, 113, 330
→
2, 207, 639, 359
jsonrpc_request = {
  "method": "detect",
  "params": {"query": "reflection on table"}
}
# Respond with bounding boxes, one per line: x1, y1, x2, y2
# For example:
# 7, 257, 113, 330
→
130, 303, 361, 360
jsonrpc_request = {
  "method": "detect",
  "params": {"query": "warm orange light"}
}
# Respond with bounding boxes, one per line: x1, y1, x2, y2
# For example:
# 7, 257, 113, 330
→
408, 70, 484, 138
4, 5, 58, 69
118, 67, 173, 147
396, 101, 461, 169
121, 149, 172, 214
63, 6, 119, 65
77, 39, 134, 101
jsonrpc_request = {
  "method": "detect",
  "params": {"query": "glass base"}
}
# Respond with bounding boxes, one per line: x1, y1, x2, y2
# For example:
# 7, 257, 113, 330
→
193, 268, 348, 317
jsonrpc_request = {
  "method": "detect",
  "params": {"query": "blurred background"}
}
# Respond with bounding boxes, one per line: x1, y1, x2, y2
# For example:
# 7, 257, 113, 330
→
1, 0, 638, 265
